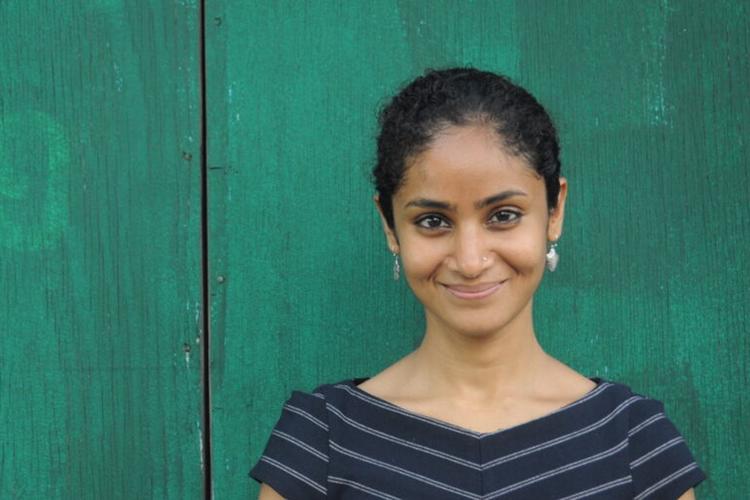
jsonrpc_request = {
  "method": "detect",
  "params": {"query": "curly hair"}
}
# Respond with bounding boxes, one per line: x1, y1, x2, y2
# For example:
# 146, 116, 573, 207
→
373, 68, 561, 229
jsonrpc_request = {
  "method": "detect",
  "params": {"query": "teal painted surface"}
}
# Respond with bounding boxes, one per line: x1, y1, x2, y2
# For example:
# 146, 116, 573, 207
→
521, 3, 750, 498
2, 1, 748, 498
207, 1, 748, 499
0, 2, 204, 498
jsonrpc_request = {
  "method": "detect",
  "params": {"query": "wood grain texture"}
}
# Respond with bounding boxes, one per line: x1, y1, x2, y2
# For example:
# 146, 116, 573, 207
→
0, 2, 204, 498
519, 3, 749, 498
4, 0, 746, 498
208, 1, 748, 498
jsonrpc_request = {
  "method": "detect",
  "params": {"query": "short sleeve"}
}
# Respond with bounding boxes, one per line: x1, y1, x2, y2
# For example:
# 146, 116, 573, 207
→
628, 397, 705, 499
250, 390, 329, 499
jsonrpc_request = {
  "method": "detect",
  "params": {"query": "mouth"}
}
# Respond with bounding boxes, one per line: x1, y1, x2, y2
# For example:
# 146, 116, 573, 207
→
442, 281, 506, 300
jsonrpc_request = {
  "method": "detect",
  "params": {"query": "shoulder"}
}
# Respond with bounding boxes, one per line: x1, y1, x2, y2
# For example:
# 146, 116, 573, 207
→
596, 379, 706, 498
593, 379, 692, 443
588, 379, 690, 451
584, 378, 673, 420
266, 379, 362, 419
249, 383, 356, 499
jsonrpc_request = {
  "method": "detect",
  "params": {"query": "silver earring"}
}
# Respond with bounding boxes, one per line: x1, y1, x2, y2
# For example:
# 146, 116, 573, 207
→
545, 242, 559, 272
392, 252, 400, 281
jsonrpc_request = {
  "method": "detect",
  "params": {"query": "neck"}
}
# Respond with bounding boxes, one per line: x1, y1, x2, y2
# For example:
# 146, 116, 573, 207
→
411, 304, 549, 399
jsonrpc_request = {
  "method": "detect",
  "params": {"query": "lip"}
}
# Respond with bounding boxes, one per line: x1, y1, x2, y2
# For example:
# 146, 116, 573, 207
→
443, 281, 506, 300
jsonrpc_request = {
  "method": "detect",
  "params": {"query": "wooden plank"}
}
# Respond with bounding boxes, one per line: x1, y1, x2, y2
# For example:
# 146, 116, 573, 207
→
519, 2, 749, 497
0, 2, 204, 498
209, 0, 748, 498
206, 1, 522, 497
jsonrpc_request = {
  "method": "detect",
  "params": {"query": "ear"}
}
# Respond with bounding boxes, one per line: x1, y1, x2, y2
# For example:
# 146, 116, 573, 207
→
373, 195, 400, 253
547, 177, 568, 241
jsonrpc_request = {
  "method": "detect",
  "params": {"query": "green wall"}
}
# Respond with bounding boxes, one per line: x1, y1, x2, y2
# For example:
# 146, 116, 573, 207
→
2, 1, 747, 498
0, 2, 204, 498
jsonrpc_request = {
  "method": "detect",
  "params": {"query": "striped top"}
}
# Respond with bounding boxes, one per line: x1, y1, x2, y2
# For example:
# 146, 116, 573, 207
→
251, 378, 704, 499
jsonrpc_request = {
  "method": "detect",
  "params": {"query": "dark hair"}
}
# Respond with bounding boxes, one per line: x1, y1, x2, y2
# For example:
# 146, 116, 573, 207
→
373, 68, 561, 229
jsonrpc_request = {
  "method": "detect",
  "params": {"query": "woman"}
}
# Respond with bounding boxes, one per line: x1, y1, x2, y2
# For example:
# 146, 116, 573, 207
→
251, 68, 705, 499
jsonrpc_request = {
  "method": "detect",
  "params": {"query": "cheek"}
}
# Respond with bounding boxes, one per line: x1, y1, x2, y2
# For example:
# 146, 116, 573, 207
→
500, 232, 547, 271
399, 238, 446, 278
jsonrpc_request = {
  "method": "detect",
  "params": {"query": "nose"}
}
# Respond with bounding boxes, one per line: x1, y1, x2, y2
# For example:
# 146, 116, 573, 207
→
451, 226, 490, 278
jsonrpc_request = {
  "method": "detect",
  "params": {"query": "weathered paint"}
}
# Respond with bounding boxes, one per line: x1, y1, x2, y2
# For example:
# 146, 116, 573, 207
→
2, 1, 747, 498
0, 2, 204, 498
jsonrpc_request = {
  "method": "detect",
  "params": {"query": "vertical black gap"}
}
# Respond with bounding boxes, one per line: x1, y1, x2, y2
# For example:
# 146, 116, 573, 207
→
198, 0, 213, 498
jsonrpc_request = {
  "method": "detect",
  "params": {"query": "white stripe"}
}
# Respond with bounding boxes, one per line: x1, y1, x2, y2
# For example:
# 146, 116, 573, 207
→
326, 403, 481, 469
630, 436, 684, 468
330, 441, 482, 499
629, 413, 665, 436
260, 456, 326, 494
634, 462, 699, 500
485, 438, 629, 498
284, 403, 329, 430
484, 396, 642, 468
544, 381, 613, 414
558, 475, 632, 500
271, 429, 328, 462
334, 381, 613, 439
328, 476, 401, 499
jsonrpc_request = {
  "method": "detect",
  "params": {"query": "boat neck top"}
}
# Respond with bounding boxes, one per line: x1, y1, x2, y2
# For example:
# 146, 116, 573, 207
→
251, 378, 705, 499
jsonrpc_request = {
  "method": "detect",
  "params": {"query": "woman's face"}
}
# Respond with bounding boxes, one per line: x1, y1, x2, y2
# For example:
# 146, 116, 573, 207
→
378, 125, 567, 338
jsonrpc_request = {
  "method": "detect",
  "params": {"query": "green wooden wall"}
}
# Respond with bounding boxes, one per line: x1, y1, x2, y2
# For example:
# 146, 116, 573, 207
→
0, 2, 205, 498
2, 1, 747, 498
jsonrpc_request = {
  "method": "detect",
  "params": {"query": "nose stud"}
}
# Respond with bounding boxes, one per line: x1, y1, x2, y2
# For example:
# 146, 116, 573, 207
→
482, 256, 489, 263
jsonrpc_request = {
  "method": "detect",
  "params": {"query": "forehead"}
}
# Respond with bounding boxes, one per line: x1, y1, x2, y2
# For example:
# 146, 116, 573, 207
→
398, 125, 543, 201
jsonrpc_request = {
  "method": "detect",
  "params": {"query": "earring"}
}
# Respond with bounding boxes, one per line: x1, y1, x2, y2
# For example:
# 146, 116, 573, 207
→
392, 252, 400, 281
545, 242, 559, 272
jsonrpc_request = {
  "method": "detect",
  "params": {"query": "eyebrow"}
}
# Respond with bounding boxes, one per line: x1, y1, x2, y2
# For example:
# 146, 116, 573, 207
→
475, 190, 527, 209
404, 190, 527, 211
404, 198, 453, 210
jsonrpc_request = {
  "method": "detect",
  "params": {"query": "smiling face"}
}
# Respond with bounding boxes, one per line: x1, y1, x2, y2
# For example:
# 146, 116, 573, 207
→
378, 125, 567, 339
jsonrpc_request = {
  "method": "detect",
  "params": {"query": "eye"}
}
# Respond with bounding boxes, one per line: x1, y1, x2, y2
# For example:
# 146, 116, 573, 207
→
415, 214, 451, 230
488, 209, 521, 225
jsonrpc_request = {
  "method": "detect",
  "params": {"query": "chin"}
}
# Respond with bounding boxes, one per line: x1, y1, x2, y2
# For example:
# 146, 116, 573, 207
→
458, 324, 511, 339
425, 301, 534, 340
437, 315, 517, 339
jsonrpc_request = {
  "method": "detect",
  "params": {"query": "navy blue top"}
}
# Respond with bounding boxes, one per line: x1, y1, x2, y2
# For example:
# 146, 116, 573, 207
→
251, 378, 705, 499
